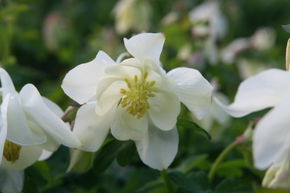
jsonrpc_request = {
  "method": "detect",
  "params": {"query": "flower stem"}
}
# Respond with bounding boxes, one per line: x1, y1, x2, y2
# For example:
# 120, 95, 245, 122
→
208, 141, 240, 181
160, 170, 174, 193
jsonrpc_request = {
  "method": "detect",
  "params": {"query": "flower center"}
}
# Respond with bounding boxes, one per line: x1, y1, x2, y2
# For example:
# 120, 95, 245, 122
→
3, 140, 22, 163
120, 71, 157, 118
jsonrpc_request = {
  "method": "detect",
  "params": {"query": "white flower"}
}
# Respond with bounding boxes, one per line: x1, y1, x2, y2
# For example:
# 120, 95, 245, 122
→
262, 148, 290, 189
0, 169, 23, 193
189, 1, 227, 64
216, 68, 290, 169
62, 33, 213, 170
113, 0, 151, 34
0, 68, 80, 170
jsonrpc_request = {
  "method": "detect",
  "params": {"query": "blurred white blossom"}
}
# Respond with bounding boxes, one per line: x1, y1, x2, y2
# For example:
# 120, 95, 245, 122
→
113, 0, 151, 34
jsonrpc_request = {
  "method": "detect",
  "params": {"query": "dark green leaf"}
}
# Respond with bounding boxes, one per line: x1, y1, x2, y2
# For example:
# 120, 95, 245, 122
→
215, 179, 253, 193
177, 119, 211, 140
117, 141, 136, 166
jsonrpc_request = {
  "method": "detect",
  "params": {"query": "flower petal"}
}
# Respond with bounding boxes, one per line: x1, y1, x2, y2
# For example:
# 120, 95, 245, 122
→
0, 68, 17, 96
111, 107, 148, 141
135, 125, 179, 170
167, 67, 213, 120
6, 94, 46, 146
217, 69, 290, 117
62, 51, 116, 104
95, 77, 124, 115
0, 94, 9, 164
0, 169, 24, 193
73, 102, 111, 152
148, 91, 180, 131
253, 98, 290, 170
1, 145, 42, 170
20, 84, 80, 148
124, 33, 165, 64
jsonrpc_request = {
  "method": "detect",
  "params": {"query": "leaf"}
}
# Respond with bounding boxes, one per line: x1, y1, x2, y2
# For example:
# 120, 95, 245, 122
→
215, 179, 253, 193
91, 139, 123, 175
255, 188, 290, 193
216, 159, 248, 178
177, 119, 211, 140
282, 24, 290, 33
116, 141, 136, 166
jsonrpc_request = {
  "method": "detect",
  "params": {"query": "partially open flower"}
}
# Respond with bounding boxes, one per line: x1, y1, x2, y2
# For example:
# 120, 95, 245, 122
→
0, 68, 80, 170
62, 33, 213, 170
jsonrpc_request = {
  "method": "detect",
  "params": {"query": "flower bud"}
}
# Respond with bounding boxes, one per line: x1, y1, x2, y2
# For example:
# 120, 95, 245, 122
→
286, 38, 290, 71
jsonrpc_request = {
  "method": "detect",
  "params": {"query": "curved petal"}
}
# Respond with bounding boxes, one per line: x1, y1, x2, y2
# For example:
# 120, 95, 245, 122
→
217, 69, 290, 117
0, 169, 24, 193
95, 78, 124, 115
1, 145, 42, 170
135, 125, 179, 170
124, 33, 165, 64
0, 94, 9, 164
42, 97, 63, 117
253, 98, 290, 170
167, 67, 213, 120
38, 150, 53, 161
73, 102, 111, 152
20, 84, 80, 148
111, 107, 148, 141
0, 68, 17, 96
6, 94, 46, 146
148, 91, 180, 131
62, 51, 116, 104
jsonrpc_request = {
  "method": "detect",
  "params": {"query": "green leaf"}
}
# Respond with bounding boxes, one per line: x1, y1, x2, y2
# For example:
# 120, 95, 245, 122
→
91, 139, 123, 175
282, 24, 290, 33
215, 179, 253, 193
255, 188, 290, 193
216, 159, 248, 178
116, 141, 136, 166
177, 119, 211, 140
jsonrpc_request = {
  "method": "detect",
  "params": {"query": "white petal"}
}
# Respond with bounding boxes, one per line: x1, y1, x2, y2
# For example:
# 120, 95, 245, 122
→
62, 51, 115, 104
217, 69, 290, 117
0, 68, 17, 96
253, 98, 290, 169
0, 169, 24, 193
38, 150, 53, 161
73, 102, 111, 152
19, 84, 80, 148
167, 67, 213, 120
111, 107, 148, 141
135, 125, 179, 170
1, 145, 42, 170
148, 91, 180, 131
6, 94, 46, 146
124, 33, 165, 64
42, 97, 63, 117
95, 77, 124, 115
0, 94, 9, 164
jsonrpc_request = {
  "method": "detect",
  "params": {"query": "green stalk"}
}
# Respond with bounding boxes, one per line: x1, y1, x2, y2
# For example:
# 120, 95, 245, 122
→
208, 141, 240, 181
160, 170, 174, 193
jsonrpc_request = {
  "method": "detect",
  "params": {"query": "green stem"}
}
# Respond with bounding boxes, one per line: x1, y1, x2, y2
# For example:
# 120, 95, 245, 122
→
160, 170, 174, 193
208, 141, 240, 181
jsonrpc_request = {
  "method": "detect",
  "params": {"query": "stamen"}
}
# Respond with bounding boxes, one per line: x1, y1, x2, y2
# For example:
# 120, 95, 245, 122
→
120, 71, 158, 118
3, 140, 21, 163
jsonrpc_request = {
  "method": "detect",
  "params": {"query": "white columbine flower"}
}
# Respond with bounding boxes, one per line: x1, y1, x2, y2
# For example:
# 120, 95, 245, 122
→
62, 33, 213, 170
0, 68, 80, 169
216, 67, 290, 169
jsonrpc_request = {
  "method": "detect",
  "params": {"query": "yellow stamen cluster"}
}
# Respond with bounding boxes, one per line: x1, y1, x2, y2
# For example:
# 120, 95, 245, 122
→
3, 140, 21, 163
120, 71, 157, 118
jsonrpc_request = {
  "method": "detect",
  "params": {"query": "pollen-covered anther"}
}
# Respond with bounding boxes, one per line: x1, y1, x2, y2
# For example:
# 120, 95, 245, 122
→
3, 140, 22, 163
120, 71, 158, 118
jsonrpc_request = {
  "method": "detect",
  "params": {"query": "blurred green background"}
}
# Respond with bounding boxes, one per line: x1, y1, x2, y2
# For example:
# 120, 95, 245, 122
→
0, 0, 289, 192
